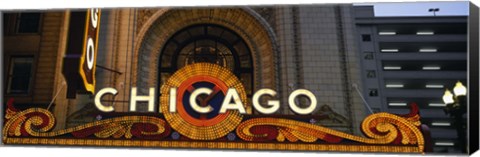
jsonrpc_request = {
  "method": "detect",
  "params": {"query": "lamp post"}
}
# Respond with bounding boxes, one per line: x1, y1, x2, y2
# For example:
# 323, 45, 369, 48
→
442, 81, 467, 153
428, 8, 440, 16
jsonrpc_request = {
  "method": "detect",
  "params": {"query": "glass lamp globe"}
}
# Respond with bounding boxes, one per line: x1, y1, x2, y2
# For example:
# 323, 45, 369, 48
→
453, 81, 467, 96
442, 89, 455, 104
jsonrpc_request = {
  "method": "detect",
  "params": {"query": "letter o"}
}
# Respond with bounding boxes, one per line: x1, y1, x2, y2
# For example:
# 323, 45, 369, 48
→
288, 89, 317, 115
86, 37, 95, 70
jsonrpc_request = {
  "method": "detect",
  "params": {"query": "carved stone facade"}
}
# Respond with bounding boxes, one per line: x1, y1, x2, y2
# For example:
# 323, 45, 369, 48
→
136, 9, 157, 34
133, 8, 278, 95
4, 5, 365, 135
252, 7, 276, 31
96, 6, 364, 134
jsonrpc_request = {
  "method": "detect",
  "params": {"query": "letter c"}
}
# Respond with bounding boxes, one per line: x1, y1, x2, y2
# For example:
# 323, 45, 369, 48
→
95, 87, 118, 112
190, 88, 214, 114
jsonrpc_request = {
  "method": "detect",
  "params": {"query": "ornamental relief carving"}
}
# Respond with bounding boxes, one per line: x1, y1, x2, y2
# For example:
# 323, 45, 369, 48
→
136, 9, 158, 34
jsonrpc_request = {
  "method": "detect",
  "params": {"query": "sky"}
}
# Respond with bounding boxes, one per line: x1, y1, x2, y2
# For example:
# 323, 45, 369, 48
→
354, 1, 469, 16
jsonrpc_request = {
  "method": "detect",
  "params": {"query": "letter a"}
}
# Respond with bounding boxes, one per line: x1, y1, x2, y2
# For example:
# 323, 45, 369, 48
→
219, 88, 246, 114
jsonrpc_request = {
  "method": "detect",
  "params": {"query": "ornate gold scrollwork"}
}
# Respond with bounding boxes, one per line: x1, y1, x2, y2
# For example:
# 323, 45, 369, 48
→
236, 106, 424, 152
3, 106, 170, 141
2, 101, 424, 153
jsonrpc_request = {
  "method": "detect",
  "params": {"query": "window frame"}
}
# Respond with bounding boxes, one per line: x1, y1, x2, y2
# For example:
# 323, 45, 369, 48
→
2, 12, 43, 35
363, 51, 374, 60
15, 12, 43, 34
368, 88, 378, 97
5, 55, 36, 96
361, 34, 371, 42
158, 24, 254, 96
366, 70, 376, 78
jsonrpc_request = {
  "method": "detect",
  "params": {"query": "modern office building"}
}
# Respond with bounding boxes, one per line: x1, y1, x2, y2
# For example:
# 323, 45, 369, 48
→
354, 6, 468, 153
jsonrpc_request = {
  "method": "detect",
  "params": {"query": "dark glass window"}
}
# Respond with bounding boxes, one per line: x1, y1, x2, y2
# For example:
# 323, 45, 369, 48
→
2, 14, 8, 33
7, 57, 34, 94
361, 34, 371, 42
159, 24, 253, 97
368, 89, 378, 97
17, 13, 41, 33
366, 70, 376, 78
3, 14, 15, 34
364, 52, 374, 60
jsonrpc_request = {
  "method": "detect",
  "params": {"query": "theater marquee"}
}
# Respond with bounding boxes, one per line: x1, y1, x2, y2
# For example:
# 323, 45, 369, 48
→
3, 63, 426, 153
6, 4, 474, 154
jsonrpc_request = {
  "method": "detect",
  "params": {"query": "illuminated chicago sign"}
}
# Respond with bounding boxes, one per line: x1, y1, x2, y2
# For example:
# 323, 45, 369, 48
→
3, 63, 426, 153
95, 68, 318, 115
79, 8, 101, 93
94, 63, 319, 140
62, 8, 101, 98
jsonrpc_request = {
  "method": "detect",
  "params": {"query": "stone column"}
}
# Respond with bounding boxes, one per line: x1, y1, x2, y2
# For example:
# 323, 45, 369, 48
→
51, 11, 70, 130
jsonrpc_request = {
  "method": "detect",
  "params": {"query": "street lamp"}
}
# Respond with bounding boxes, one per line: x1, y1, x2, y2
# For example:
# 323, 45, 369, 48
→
453, 81, 467, 96
442, 81, 467, 153
428, 8, 440, 16
442, 89, 454, 104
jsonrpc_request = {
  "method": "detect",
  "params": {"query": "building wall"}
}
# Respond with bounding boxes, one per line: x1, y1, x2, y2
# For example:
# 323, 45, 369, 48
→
354, 6, 468, 153
4, 6, 366, 136
84, 6, 366, 134
3, 12, 64, 104
2, 11, 71, 129
2, 5, 470, 154
274, 5, 365, 134
94, 9, 136, 112
34, 12, 64, 103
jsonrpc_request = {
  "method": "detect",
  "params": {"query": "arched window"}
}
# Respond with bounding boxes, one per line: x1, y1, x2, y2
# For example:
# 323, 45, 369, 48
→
158, 24, 253, 96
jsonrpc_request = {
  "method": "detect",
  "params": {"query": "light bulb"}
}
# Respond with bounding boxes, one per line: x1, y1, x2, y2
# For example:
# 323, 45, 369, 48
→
453, 81, 467, 96
442, 89, 454, 104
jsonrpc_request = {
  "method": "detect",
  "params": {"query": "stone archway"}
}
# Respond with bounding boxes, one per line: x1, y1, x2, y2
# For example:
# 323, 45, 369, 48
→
132, 8, 278, 95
